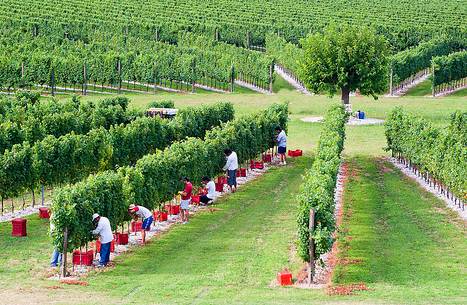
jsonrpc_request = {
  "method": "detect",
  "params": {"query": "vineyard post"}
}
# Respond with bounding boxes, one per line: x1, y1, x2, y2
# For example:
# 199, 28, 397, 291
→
83, 63, 87, 95
389, 67, 393, 96
215, 28, 219, 41
60, 227, 69, 278
51, 68, 55, 96
191, 59, 196, 93
155, 28, 159, 41
431, 62, 435, 97
41, 185, 45, 205
118, 59, 122, 94
246, 31, 250, 49
269, 63, 274, 93
230, 65, 235, 93
308, 209, 315, 285
21, 62, 24, 79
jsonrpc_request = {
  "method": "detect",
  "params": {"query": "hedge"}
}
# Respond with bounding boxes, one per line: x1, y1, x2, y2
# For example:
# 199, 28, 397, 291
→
51, 103, 288, 251
296, 105, 348, 262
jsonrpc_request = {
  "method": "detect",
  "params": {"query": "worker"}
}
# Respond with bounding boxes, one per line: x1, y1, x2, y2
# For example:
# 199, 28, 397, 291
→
200, 176, 216, 205
179, 177, 192, 224
275, 126, 287, 165
91, 213, 113, 267
128, 204, 153, 243
223, 148, 238, 192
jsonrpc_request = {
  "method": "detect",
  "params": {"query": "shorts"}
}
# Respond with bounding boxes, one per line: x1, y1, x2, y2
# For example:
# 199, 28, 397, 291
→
142, 216, 153, 231
227, 170, 237, 187
278, 146, 286, 154
200, 195, 213, 204
180, 199, 190, 210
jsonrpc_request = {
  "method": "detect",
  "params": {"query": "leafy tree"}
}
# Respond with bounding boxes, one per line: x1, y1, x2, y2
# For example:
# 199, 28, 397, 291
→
299, 25, 390, 106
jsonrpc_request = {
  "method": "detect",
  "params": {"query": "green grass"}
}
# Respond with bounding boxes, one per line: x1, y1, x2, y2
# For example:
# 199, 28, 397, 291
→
404, 80, 432, 96
333, 157, 466, 304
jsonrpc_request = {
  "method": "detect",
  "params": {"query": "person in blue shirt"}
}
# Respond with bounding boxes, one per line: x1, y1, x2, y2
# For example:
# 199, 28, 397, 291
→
275, 126, 287, 165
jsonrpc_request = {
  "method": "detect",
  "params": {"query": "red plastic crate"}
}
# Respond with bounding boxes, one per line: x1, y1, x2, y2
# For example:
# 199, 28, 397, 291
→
96, 239, 115, 253
277, 272, 293, 286
255, 161, 264, 169
115, 232, 129, 245
131, 221, 143, 232
250, 160, 255, 169
217, 176, 227, 185
191, 195, 200, 205
38, 207, 50, 219
11, 218, 27, 237
262, 154, 272, 163
288, 149, 303, 157
72, 250, 94, 266
164, 205, 180, 215
236, 168, 247, 177
215, 182, 224, 192
153, 211, 168, 222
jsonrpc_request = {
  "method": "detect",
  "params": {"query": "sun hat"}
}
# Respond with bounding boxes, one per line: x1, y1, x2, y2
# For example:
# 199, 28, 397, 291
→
92, 213, 99, 221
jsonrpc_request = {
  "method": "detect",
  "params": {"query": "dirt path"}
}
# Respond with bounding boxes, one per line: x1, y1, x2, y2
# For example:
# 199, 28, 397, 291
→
274, 65, 312, 95
234, 80, 271, 94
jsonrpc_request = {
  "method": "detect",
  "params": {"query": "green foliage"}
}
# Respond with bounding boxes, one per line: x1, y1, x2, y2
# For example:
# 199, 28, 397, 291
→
51, 103, 288, 251
147, 100, 175, 109
299, 25, 390, 103
296, 105, 348, 262
385, 108, 466, 199
432, 51, 467, 86
391, 36, 466, 85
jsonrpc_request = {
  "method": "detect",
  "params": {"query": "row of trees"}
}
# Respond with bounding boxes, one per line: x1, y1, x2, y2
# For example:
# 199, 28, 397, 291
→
296, 105, 348, 268
0, 94, 138, 154
0, 30, 274, 92
385, 108, 466, 202
0, 102, 234, 209
432, 50, 467, 88
50, 103, 288, 251
389, 36, 466, 91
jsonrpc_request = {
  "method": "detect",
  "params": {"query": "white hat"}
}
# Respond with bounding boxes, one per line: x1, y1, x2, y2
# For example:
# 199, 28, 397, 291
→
92, 213, 100, 221
128, 204, 136, 211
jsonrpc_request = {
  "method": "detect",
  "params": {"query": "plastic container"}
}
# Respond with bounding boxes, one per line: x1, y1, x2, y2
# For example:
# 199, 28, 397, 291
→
153, 211, 168, 222
288, 149, 303, 157
191, 195, 200, 205
38, 207, 50, 219
217, 176, 227, 185
215, 182, 224, 192
72, 250, 94, 266
131, 221, 143, 232
115, 232, 129, 245
262, 154, 272, 163
277, 271, 293, 286
96, 239, 115, 253
11, 218, 27, 237
236, 168, 247, 177
255, 161, 264, 169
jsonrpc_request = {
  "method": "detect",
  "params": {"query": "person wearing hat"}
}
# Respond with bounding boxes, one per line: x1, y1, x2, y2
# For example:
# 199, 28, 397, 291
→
128, 204, 153, 244
91, 213, 113, 267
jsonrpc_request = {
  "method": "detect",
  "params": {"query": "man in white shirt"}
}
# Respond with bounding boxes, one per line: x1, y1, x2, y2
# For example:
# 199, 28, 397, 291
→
200, 176, 216, 205
275, 126, 287, 165
128, 204, 153, 243
223, 149, 238, 193
91, 213, 113, 267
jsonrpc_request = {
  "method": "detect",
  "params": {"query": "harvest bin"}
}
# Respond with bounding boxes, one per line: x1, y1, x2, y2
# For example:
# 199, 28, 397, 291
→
11, 218, 27, 237
236, 168, 247, 177
96, 239, 115, 253
277, 271, 293, 286
262, 154, 272, 163
115, 232, 129, 245
72, 250, 94, 266
153, 211, 168, 222
288, 149, 303, 157
131, 221, 143, 232
164, 204, 180, 215
38, 207, 50, 219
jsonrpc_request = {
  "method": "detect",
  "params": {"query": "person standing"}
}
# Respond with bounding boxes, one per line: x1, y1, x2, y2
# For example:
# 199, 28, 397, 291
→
49, 213, 62, 268
91, 213, 113, 267
128, 204, 154, 244
275, 127, 287, 165
200, 176, 216, 205
179, 177, 192, 224
223, 149, 238, 192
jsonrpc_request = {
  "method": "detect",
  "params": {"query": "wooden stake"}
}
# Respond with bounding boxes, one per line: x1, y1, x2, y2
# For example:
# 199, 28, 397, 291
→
61, 227, 68, 278
308, 209, 315, 286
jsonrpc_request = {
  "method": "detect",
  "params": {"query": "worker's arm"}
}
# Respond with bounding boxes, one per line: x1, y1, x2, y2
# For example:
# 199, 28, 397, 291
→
92, 221, 102, 235
223, 155, 232, 171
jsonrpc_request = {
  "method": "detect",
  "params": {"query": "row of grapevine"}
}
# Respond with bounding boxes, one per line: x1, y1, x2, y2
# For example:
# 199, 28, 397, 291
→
385, 108, 466, 203
0, 30, 274, 92
296, 105, 348, 263
0, 102, 234, 207
431, 51, 467, 95
0, 94, 139, 154
50, 103, 288, 251
0, 1, 464, 51
389, 36, 466, 93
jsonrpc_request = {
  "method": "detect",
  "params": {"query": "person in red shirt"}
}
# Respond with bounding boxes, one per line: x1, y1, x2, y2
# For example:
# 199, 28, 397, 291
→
178, 177, 192, 224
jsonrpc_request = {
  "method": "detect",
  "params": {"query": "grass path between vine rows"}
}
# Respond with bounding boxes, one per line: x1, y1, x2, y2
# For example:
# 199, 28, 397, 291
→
333, 157, 466, 304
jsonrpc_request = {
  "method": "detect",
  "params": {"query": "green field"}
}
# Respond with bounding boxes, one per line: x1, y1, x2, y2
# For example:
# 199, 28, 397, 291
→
0, 79, 465, 304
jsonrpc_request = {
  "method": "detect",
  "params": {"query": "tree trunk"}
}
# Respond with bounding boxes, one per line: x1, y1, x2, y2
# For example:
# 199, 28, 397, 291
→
341, 86, 350, 105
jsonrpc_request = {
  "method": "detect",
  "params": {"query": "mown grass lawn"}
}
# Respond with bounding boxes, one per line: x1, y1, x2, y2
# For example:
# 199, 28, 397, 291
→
334, 157, 466, 304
